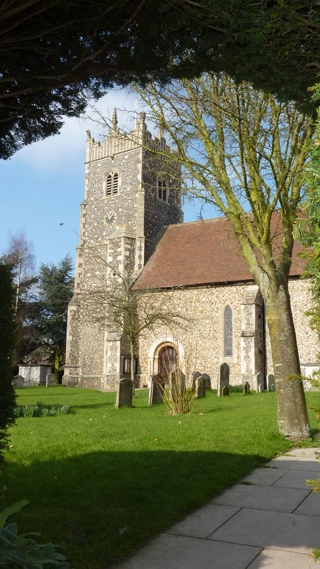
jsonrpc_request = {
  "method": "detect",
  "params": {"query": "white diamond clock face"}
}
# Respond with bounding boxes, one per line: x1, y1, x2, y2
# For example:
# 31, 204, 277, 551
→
105, 211, 117, 226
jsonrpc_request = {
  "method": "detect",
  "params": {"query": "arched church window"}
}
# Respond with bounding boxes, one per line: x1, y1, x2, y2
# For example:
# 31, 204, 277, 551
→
224, 305, 233, 357
158, 178, 168, 202
105, 172, 119, 196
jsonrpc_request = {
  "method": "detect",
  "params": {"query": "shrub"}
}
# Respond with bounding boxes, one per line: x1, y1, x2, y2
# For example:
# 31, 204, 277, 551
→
0, 500, 70, 568
14, 403, 72, 418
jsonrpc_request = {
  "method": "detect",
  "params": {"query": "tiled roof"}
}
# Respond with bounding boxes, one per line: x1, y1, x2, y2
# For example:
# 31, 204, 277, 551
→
134, 215, 306, 290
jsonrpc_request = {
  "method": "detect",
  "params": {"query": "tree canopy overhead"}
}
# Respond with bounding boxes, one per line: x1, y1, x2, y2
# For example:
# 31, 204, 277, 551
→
1, 0, 320, 158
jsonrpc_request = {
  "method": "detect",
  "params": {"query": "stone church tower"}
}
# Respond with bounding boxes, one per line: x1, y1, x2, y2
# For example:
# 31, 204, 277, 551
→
63, 112, 182, 388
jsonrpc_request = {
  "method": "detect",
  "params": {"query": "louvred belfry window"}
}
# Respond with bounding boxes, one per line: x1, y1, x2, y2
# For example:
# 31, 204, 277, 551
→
158, 179, 168, 202
106, 172, 119, 196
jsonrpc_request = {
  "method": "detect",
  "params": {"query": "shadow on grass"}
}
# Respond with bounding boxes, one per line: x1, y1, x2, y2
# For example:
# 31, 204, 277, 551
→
1, 448, 273, 569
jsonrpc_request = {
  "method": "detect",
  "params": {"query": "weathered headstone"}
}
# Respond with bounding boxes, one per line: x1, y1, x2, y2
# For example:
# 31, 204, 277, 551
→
218, 363, 229, 397
169, 368, 186, 402
221, 384, 229, 397
267, 374, 275, 392
12, 375, 24, 388
195, 376, 206, 399
202, 373, 211, 389
192, 371, 202, 389
46, 373, 57, 387
255, 371, 264, 393
148, 374, 165, 405
115, 378, 133, 408
243, 381, 251, 395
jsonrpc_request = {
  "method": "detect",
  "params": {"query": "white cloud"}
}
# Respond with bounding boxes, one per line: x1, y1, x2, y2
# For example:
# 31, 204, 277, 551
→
14, 89, 142, 172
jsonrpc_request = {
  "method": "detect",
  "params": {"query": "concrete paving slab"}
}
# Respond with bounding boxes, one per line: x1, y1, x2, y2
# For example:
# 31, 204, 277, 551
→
209, 508, 320, 553
241, 467, 288, 486
272, 468, 320, 489
167, 504, 240, 538
248, 548, 315, 569
110, 533, 262, 569
295, 489, 320, 515
211, 483, 310, 512
266, 449, 320, 472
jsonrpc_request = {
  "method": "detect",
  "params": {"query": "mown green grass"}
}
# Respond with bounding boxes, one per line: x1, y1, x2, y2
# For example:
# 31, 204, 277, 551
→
1, 387, 319, 569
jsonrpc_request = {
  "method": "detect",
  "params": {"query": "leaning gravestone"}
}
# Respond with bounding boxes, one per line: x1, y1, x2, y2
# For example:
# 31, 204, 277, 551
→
255, 371, 264, 393
243, 381, 251, 395
169, 368, 186, 402
46, 373, 57, 387
12, 375, 24, 388
218, 363, 229, 397
267, 374, 275, 392
115, 378, 133, 408
148, 374, 165, 405
195, 376, 206, 399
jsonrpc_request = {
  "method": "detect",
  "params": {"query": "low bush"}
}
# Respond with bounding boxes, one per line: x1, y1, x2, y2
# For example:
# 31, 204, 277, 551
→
0, 500, 70, 568
14, 403, 72, 418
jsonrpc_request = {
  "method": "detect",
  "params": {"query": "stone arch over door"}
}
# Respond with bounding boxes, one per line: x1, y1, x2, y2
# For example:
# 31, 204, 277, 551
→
148, 335, 185, 380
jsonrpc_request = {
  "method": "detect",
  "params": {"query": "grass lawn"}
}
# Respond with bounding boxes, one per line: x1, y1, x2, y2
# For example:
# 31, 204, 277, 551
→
1, 387, 319, 568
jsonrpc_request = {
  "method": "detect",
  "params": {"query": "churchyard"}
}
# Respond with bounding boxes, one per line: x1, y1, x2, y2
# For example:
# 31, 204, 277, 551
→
1, 386, 319, 569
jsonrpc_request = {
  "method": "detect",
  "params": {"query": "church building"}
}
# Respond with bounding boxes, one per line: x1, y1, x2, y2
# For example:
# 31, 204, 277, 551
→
63, 112, 319, 391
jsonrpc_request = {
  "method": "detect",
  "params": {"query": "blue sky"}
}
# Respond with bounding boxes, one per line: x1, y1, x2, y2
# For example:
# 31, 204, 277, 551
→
0, 89, 215, 273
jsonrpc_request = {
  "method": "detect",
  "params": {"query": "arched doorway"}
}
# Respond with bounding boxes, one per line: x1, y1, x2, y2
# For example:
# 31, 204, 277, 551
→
158, 345, 177, 382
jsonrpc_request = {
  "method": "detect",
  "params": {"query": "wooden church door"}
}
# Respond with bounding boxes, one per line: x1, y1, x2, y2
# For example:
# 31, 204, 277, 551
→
158, 345, 177, 382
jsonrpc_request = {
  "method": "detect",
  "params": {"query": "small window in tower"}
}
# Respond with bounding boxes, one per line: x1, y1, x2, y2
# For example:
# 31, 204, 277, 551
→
224, 305, 233, 357
105, 172, 119, 196
158, 179, 168, 203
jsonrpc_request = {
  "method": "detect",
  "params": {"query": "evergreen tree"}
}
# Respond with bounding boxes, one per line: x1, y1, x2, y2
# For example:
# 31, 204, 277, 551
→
0, 263, 16, 458
33, 256, 74, 380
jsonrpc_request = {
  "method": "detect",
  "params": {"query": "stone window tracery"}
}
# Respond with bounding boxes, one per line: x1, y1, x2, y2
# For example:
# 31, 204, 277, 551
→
105, 171, 119, 196
224, 305, 233, 357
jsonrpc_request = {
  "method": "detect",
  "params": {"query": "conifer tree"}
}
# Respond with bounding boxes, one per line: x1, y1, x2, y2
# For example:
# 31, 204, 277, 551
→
0, 263, 16, 457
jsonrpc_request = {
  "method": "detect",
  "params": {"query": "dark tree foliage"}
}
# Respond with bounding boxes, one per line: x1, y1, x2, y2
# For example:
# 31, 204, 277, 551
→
1, 0, 320, 158
33, 255, 74, 379
0, 263, 16, 457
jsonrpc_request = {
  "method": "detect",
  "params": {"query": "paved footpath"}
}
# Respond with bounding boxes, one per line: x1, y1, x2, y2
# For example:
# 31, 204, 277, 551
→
111, 447, 320, 569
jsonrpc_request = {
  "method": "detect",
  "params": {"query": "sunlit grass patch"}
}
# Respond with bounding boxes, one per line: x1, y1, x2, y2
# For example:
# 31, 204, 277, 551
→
1, 386, 318, 569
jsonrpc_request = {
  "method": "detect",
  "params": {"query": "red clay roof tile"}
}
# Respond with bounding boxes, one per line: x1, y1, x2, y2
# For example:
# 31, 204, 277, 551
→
135, 216, 305, 289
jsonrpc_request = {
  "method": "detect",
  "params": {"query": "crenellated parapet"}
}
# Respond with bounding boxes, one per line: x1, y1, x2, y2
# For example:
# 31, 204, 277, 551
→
86, 111, 174, 163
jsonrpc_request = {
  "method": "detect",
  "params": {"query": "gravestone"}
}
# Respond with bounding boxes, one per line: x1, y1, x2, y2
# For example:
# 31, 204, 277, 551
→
148, 374, 165, 405
46, 373, 57, 387
195, 376, 206, 399
169, 368, 186, 402
202, 373, 211, 389
218, 363, 229, 397
243, 381, 251, 395
12, 375, 24, 388
221, 385, 229, 397
115, 378, 133, 408
267, 374, 275, 392
192, 371, 202, 389
256, 371, 264, 393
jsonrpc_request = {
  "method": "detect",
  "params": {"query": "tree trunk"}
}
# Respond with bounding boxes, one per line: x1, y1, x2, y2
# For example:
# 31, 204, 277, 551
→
263, 282, 310, 440
130, 341, 135, 396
